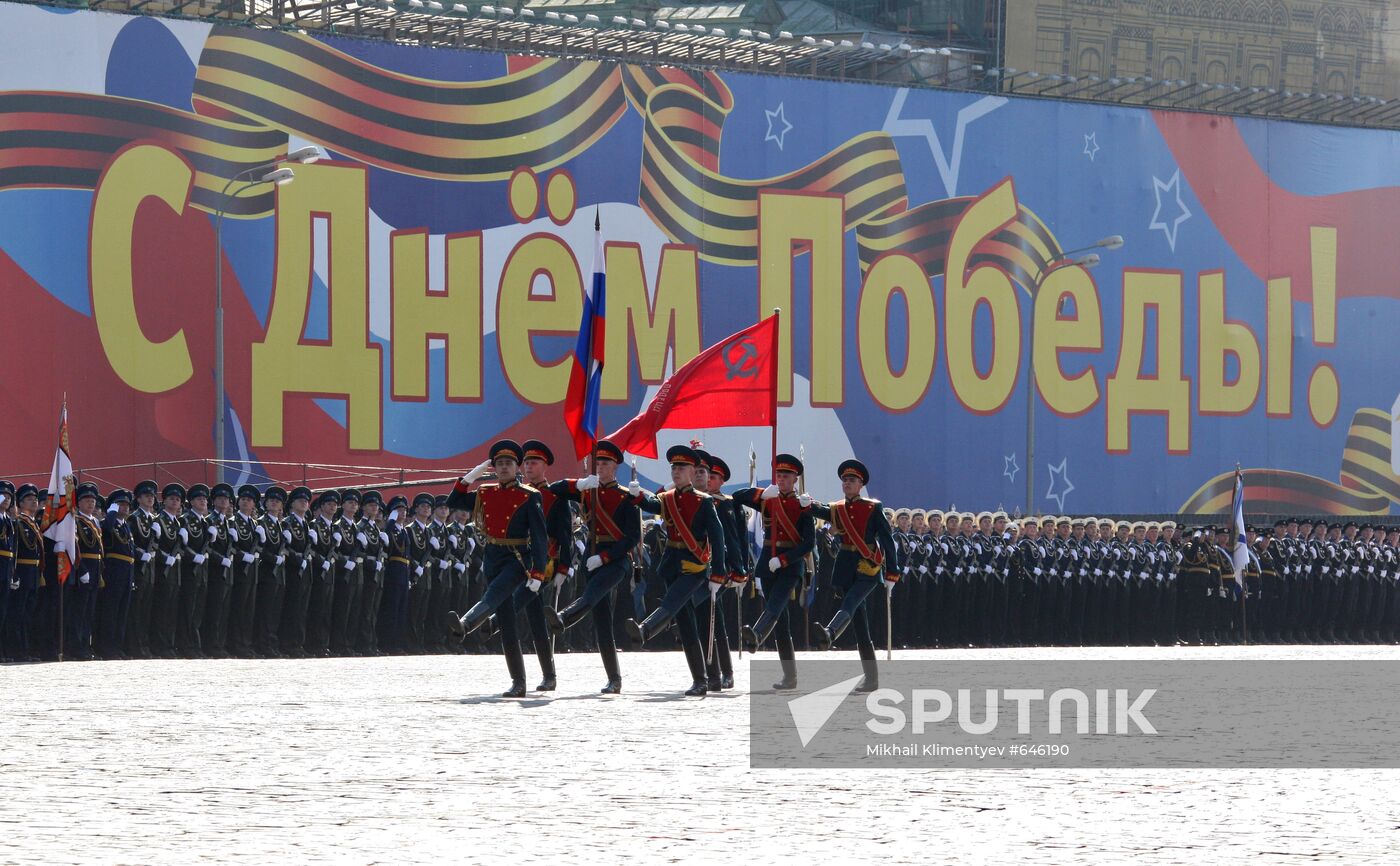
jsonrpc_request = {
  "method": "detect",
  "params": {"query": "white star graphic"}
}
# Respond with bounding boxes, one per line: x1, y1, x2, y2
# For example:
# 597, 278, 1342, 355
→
1045, 458, 1075, 511
1083, 132, 1099, 161
765, 102, 793, 150
1004, 453, 1020, 483
1149, 169, 1192, 252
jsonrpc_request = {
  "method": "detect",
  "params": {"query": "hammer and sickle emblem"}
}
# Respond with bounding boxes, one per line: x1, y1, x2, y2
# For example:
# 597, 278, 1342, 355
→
722, 338, 761, 380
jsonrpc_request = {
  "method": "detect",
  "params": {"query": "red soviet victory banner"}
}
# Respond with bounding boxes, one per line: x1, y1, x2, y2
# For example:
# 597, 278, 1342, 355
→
609, 314, 779, 458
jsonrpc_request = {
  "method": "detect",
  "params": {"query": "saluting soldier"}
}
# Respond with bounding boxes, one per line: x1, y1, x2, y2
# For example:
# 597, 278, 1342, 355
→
67, 483, 104, 661
544, 439, 643, 694
225, 485, 263, 659
623, 444, 730, 697
279, 486, 316, 658
253, 486, 288, 659
330, 489, 365, 656
124, 480, 159, 660
354, 490, 388, 657
808, 459, 900, 691
150, 484, 185, 659
305, 489, 340, 657
379, 494, 414, 654
445, 439, 549, 697
97, 488, 135, 660
733, 452, 812, 691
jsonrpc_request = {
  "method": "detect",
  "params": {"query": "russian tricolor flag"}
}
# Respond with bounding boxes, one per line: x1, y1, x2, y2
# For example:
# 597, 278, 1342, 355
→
564, 213, 606, 460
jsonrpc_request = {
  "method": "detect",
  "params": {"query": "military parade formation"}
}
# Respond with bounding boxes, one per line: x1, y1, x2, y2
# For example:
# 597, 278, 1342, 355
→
3, 441, 1400, 698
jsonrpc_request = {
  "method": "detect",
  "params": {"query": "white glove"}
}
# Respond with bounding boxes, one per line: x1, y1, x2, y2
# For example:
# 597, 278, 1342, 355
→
454, 562, 467, 573
357, 532, 368, 547
322, 560, 332, 572
220, 557, 233, 569
152, 522, 163, 538
141, 551, 153, 562
587, 554, 603, 572
389, 509, 402, 524
300, 559, 308, 572
276, 555, 285, 566
883, 578, 897, 592
207, 525, 218, 537
429, 536, 441, 550
629, 479, 642, 497
308, 529, 319, 544
709, 580, 721, 598
193, 553, 206, 565
551, 571, 567, 588
760, 484, 780, 500
798, 493, 813, 507
164, 555, 177, 567
79, 573, 90, 585
448, 534, 458, 547
467, 538, 477, 554
282, 529, 292, 543
255, 525, 266, 542
375, 560, 383, 572
414, 565, 424, 577
379, 531, 389, 545
439, 559, 450, 570
526, 577, 543, 593
463, 460, 492, 484
333, 532, 343, 545
178, 527, 189, 543
576, 475, 600, 491
918, 565, 928, 574
768, 556, 782, 572
241, 552, 255, 564
345, 561, 356, 572
107, 503, 120, 514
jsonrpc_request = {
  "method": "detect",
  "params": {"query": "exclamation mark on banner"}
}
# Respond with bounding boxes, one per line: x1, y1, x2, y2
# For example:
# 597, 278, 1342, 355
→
1308, 226, 1339, 426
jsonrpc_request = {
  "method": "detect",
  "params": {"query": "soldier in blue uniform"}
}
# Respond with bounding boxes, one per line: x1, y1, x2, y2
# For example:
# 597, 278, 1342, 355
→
379, 494, 416, 654
253, 486, 287, 658
735, 453, 814, 691
97, 487, 135, 660
445, 439, 548, 697
807, 459, 901, 691
543, 438, 643, 694
124, 480, 159, 660
68, 483, 104, 661
6, 485, 45, 662
623, 444, 728, 697
226, 484, 263, 658
698, 452, 748, 691
279, 486, 316, 658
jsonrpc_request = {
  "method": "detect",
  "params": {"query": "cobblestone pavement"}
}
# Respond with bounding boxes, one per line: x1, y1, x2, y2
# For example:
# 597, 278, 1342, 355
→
4, 646, 1399, 864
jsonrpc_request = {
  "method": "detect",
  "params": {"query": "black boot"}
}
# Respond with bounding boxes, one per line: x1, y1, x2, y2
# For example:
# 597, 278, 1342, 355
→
721, 673, 734, 690
536, 654, 557, 692
854, 658, 879, 693
816, 609, 852, 651
543, 605, 566, 635
744, 609, 777, 651
601, 678, 622, 694
502, 639, 527, 697
772, 659, 798, 691
685, 680, 708, 697
682, 639, 708, 696
502, 681, 526, 698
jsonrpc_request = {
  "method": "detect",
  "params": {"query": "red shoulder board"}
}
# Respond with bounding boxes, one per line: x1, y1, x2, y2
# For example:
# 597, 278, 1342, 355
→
478, 483, 532, 538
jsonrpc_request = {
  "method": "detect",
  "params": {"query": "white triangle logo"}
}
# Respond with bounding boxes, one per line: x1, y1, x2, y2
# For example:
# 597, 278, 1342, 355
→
786, 675, 865, 748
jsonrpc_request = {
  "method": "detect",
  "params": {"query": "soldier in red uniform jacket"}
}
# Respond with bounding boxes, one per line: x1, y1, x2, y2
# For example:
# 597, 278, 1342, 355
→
735, 453, 817, 690
446, 439, 548, 698
807, 459, 901, 693
543, 439, 643, 695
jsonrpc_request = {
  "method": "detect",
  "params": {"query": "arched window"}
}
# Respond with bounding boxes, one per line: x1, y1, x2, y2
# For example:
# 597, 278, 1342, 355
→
1206, 60, 1228, 82
1080, 47, 1103, 76
1163, 56, 1184, 80
1250, 64, 1271, 86
1327, 70, 1348, 93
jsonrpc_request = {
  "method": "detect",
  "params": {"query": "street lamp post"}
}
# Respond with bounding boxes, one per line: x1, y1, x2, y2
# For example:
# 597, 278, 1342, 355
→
1024, 235, 1124, 515
212, 146, 321, 485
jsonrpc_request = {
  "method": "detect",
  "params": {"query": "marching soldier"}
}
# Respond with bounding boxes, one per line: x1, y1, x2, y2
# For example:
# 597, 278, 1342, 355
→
698, 452, 747, 691
254, 486, 288, 658
734, 453, 812, 691
68, 483, 104, 661
97, 487, 135, 660
177, 484, 214, 658
124, 480, 159, 660
306, 489, 340, 657
624, 444, 729, 696
445, 440, 549, 697
543, 439, 643, 694
330, 489, 364, 656
279, 486, 316, 658
808, 459, 900, 692
226, 485, 263, 659
354, 490, 388, 657
150, 484, 185, 659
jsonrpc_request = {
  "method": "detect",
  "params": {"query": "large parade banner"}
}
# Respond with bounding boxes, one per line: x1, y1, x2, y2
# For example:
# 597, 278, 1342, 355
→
2, 3, 1399, 512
